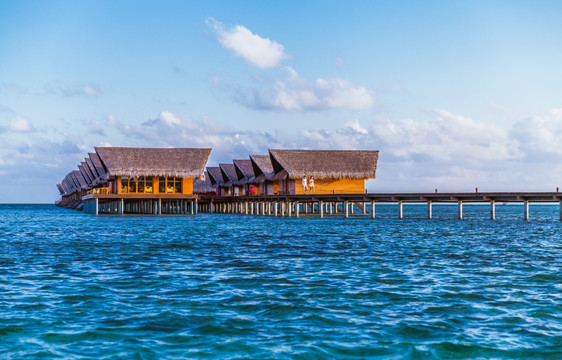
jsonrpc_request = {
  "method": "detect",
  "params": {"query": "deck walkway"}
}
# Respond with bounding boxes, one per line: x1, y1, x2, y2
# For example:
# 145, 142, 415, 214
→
198, 192, 562, 221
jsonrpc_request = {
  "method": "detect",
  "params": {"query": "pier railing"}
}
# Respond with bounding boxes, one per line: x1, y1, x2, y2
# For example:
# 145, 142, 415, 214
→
198, 192, 562, 221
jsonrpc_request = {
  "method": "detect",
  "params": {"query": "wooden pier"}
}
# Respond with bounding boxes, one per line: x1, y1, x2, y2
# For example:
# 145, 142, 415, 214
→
82, 194, 198, 215
198, 192, 562, 221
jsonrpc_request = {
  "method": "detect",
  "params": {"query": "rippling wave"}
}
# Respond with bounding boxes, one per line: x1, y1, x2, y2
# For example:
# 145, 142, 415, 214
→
1, 204, 561, 358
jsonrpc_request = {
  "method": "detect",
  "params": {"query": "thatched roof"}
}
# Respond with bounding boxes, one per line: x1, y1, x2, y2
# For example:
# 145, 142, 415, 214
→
95, 147, 211, 179
193, 171, 216, 194
79, 163, 93, 186
82, 159, 97, 184
269, 149, 379, 180
73, 170, 88, 189
89, 152, 107, 180
219, 163, 238, 186
56, 183, 65, 195
206, 167, 224, 185
67, 172, 79, 191
233, 159, 255, 180
250, 155, 274, 182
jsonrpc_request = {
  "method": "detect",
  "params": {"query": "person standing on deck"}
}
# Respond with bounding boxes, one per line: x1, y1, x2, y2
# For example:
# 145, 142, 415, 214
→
302, 176, 308, 194
309, 176, 315, 194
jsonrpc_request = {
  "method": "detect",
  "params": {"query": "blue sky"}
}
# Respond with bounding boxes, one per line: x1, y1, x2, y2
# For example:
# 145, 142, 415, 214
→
1, 1, 562, 203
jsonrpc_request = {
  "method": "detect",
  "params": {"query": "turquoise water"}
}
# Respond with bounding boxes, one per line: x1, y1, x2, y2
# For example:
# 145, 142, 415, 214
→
1, 204, 561, 359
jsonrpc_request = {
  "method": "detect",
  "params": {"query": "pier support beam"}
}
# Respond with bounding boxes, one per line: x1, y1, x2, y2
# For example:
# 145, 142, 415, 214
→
344, 201, 349, 218
118, 199, 124, 215
490, 200, 495, 220
319, 201, 324, 218
94, 198, 98, 215
295, 202, 299, 217
427, 201, 433, 219
158, 199, 162, 215
398, 201, 403, 219
371, 200, 376, 219
524, 200, 529, 221
458, 201, 463, 220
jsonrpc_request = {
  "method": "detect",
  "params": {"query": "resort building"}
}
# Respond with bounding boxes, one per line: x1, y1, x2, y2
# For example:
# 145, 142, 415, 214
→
206, 166, 227, 196
193, 171, 217, 196
249, 155, 275, 195
233, 159, 255, 195
219, 163, 240, 196
269, 149, 379, 195
57, 147, 212, 214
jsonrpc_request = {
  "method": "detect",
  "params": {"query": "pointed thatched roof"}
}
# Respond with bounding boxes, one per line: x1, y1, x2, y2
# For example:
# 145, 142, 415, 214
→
206, 167, 224, 185
73, 170, 88, 189
82, 159, 97, 184
193, 171, 216, 194
89, 152, 107, 180
269, 149, 379, 180
219, 163, 238, 186
67, 172, 79, 191
233, 159, 255, 181
94, 147, 211, 179
79, 163, 93, 186
250, 155, 274, 182
56, 183, 65, 195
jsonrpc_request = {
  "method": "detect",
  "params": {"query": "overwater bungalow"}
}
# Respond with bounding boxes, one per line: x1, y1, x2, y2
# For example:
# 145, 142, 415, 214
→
57, 147, 212, 214
219, 163, 240, 196
193, 171, 216, 196
269, 149, 379, 195
206, 166, 227, 196
249, 155, 275, 195
233, 159, 255, 195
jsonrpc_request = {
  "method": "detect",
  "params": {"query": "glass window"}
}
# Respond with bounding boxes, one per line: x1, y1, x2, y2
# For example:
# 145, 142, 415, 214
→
121, 177, 129, 193
175, 177, 182, 193
166, 177, 174, 193
145, 177, 153, 193
138, 176, 145, 193
129, 177, 136, 193
159, 177, 165, 193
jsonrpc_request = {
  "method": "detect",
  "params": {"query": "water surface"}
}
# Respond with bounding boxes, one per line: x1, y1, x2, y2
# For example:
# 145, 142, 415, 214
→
1, 204, 561, 359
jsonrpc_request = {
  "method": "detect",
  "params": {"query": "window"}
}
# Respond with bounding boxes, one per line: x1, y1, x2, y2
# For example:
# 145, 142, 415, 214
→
138, 176, 145, 193
159, 177, 166, 193
175, 177, 182, 193
129, 177, 137, 193
166, 177, 174, 193
145, 177, 153, 193
121, 176, 129, 193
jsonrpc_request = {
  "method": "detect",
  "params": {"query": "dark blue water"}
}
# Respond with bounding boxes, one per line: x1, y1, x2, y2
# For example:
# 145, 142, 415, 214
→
1, 204, 561, 359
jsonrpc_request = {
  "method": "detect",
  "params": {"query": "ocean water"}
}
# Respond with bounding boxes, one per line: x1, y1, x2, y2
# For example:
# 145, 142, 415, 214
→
1, 203, 561, 359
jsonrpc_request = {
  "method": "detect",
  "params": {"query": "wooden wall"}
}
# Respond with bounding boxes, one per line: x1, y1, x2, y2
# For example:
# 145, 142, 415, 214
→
293, 178, 365, 194
182, 177, 193, 195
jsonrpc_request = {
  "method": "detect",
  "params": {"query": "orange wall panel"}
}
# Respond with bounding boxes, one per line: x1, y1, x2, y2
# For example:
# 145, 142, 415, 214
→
183, 177, 193, 195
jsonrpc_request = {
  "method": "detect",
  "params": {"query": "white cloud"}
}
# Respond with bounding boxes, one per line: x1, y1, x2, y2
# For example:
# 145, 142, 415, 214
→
46, 83, 101, 98
235, 67, 373, 112
10, 116, 34, 132
510, 108, 562, 160
207, 17, 287, 69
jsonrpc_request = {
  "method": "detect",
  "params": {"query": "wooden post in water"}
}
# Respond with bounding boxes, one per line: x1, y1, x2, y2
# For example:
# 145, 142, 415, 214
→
398, 201, 403, 219
427, 201, 433, 219
295, 201, 300, 217
94, 198, 99, 215
319, 201, 324, 218
524, 200, 529, 221
458, 201, 463, 220
344, 201, 349, 218
363, 200, 367, 215
371, 200, 376, 219
288, 202, 292, 217
118, 199, 124, 215
490, 200, 495, 220
190, 200, 194, 215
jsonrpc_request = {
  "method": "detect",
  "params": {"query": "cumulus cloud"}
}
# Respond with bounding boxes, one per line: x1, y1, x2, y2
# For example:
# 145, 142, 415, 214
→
10, 116, 34, 132
207, 17, 287, 69
234, 67, 373, 112
510, 108, 562, 160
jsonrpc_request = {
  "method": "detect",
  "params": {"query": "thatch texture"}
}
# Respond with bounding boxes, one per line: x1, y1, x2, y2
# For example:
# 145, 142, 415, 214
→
56, 183, 65, 195
233, 159, 255, 181
79, 163, 93, 186
193, 171, 216, 194
249, 155, 275, 182
206, 167, 225, 185
219, 163, 238, 186
269, 149, 379, 180
89, 152, 107, 180
95, 147, 211, 179
82, 159, 97, 184
72, 170, 88, 189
